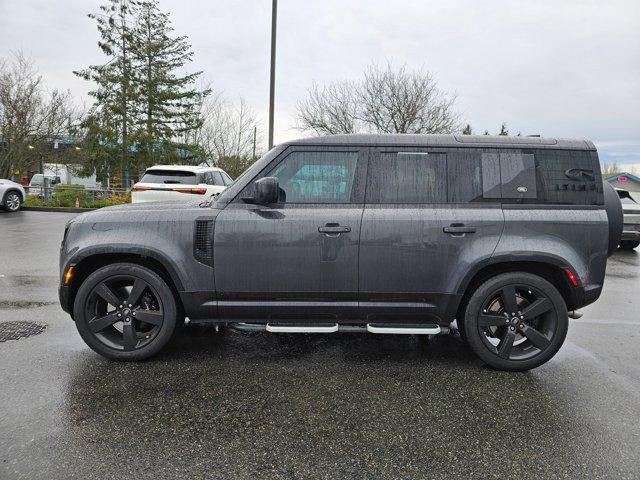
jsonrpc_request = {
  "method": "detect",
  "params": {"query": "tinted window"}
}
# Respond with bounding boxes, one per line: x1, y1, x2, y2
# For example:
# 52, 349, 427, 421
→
220, 171, 233, 185
210, 171, 225, 186
528, 149, 603, 205
140, 170, 196, 185
366, 152, 446, 203
266, 151, 358, 203
500, 153, 537, 199
447, 151, 484, 202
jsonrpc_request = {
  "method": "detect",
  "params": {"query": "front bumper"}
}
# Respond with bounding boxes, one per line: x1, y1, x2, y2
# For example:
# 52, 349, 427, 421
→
59, 285, 71, 315
621, 227, 640, 242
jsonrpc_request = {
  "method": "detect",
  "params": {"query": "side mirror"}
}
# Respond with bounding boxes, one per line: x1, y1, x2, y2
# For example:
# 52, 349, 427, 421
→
254, 177, 279, 204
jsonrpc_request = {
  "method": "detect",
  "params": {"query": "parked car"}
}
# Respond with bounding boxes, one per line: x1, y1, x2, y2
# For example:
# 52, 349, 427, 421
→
131, 165, 233, 203
615, 188, 640, 250
59, 134, 623, 371
0, 179, 26, 212
28, 173, 61, 196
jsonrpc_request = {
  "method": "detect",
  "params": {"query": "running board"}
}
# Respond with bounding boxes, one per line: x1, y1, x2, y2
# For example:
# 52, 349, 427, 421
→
265, 323, 339, 333
367, 323, 441, 335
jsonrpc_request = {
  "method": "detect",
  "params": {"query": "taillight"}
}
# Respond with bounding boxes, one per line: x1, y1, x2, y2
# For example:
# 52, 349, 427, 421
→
132, 185, 150, 191
172, 187, 207, 195
564, 268, 579, 287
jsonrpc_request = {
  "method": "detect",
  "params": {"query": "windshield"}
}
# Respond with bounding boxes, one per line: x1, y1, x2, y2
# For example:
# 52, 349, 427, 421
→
139, 169, 197, 185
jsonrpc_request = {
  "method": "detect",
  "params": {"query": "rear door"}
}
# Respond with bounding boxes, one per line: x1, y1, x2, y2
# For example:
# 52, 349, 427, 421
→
358, 147, 504, 324
213, 146, 367, 321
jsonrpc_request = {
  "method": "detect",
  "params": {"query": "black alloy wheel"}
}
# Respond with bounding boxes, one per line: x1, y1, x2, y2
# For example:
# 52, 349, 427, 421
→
74, 263, 177, 360
464, 272, 568, 371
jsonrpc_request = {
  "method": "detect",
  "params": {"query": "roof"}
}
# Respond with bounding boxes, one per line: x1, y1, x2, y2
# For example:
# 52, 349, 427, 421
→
284, 134, 595, 150
145, 164, 224, 173
605, 172, 640, 184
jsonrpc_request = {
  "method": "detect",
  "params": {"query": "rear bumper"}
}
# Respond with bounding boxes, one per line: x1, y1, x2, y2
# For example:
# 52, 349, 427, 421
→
568, 283, 602, 310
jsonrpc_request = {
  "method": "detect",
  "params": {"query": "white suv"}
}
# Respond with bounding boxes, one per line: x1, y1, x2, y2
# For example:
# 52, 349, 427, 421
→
131, 165, 232, 204
0, 179, 26, 212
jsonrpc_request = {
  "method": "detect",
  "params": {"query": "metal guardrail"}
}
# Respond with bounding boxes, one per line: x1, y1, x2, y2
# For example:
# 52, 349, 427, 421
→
24, 185, 129, 201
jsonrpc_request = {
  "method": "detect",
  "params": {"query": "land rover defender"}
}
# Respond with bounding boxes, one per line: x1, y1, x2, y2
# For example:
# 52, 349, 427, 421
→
59, 134, 623, 371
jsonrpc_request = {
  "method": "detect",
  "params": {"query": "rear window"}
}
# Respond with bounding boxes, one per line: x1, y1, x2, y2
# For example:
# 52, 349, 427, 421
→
366, 152, 447, 203
140, 170, 197, 185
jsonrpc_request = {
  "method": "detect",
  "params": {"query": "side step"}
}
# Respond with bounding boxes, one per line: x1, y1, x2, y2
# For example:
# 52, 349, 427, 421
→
367, 323, 441, 335
265, 323, 339, 333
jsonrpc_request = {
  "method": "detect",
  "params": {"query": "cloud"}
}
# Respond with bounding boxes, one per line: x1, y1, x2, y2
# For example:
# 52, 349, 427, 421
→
1, 0, 638, 162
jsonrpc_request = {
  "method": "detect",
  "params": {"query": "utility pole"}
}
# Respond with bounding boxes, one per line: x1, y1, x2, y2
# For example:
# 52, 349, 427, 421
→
252, 126, 257, 159
268, 0, 277, 150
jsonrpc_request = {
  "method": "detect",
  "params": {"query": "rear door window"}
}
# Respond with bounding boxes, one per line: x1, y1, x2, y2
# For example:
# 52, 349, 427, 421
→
140, 170, 197, 185
366, 152, 447, 203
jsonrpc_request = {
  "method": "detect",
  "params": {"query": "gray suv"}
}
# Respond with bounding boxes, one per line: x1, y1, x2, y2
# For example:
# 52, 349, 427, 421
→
59, 135, 623, 371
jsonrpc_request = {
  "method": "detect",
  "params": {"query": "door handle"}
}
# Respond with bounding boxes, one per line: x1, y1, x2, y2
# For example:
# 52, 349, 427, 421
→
443, 224, 477, 234
319, 224, 351, 234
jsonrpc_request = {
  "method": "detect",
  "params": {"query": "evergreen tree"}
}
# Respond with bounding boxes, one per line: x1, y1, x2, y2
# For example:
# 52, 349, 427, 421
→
74, 0, 140, 186
131, 0, 208, 167
498, 122, 509, 136
462, 124, 473, 135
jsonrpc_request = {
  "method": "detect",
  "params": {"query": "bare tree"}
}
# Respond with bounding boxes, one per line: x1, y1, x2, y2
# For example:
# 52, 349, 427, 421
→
186, 84, 262, 177
0, 52, 76, 178
295, 62, 461, 135
601, 163, 619, 176
296, 81, 358, 135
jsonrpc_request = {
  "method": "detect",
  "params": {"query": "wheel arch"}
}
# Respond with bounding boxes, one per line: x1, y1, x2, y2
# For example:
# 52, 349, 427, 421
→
3, 188, 24, 203
65, 250, 185, 319
455, 257, 577, 321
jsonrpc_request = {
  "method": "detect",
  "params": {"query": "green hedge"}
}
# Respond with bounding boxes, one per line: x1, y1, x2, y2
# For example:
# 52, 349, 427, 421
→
25, 185, 131, 208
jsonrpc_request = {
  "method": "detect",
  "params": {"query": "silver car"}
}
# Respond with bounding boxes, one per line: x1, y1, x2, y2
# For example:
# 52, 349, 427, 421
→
0, 179, 26, 212
616, 188, 640, 250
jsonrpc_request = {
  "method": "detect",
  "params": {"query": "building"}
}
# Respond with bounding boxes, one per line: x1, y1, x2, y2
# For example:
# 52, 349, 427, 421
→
605, 172, 640, 193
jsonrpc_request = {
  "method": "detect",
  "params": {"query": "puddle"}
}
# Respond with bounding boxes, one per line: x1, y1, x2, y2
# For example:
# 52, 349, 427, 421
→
0, 300, 55, 309
0, 275, 56, 288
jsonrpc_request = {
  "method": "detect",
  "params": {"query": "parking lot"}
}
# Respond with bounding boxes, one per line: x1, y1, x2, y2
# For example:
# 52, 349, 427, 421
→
1, 210, 639, 479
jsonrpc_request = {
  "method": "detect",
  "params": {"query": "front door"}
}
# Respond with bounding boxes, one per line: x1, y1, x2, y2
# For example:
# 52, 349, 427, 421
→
213, 147, 366, 321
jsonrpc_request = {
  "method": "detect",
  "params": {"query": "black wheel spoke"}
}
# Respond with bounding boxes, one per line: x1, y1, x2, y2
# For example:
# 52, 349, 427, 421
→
498, 330, 516, 358
122, 322, 138, 351
94, 283, 123, 307
478, 314, 508, 327
88, 312, 120, 333
135, 310, 163, 326
127, 279, 148, 307
500, 286, 519, 316
522, 298, 552, 320
521, 325, 551, 350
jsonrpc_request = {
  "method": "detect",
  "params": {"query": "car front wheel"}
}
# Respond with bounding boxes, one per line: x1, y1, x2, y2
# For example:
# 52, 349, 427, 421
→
3, 191, 22, 212
73, 263, 177, 361
463, 272, 568, 371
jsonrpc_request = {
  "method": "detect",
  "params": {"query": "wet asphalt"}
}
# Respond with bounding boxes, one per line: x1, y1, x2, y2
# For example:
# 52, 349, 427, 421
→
0, 211, 639, 479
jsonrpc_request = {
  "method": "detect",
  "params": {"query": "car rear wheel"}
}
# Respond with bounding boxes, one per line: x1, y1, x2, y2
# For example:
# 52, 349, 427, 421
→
619, 240, 639, 250
73, 263, 177, 361
463, 272, 568, 371
3, 191, 22, 212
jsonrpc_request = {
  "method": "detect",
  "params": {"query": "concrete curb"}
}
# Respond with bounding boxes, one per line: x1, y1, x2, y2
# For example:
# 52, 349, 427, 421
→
22, 206, 96, 213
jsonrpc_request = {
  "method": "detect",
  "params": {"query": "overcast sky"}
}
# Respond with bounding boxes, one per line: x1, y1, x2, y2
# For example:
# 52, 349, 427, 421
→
1, 0, 639, 164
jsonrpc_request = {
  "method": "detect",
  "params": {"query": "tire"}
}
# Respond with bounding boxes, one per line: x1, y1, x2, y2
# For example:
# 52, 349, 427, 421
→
73, 263, 177, 361
620, 240, 640, 250
2, 190, 22, 212
463, 272, 568, 371
603, 181, 623, 257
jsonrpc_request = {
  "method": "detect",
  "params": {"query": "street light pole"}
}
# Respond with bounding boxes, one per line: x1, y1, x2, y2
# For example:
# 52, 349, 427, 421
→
268, 0, 277, 150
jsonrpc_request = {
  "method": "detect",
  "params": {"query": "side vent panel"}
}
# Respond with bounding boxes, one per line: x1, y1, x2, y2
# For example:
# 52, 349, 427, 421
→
194, 218, 214, 267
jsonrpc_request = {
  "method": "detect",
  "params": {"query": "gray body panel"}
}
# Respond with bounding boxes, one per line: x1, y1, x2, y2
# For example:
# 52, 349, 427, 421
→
359, 204, 504, 323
